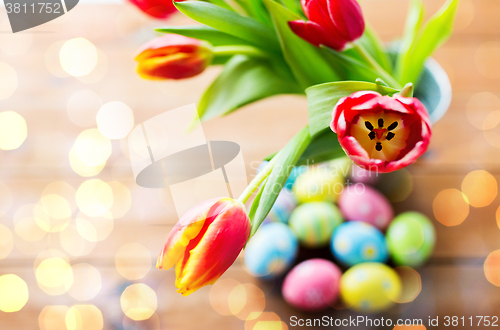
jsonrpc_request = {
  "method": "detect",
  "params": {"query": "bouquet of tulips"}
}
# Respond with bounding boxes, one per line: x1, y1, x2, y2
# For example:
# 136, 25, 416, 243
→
134, 0, 460, 295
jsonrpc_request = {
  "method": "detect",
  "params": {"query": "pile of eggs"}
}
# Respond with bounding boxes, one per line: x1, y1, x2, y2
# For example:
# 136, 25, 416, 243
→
244, 160, 436, 313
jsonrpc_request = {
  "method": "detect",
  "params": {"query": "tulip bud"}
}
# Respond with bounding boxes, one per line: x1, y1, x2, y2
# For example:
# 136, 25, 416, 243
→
330, 91, 432, 173
128, 0, 182, 19
289, 0, 365, 51
157, 198, 251, 296
135, 35, 213, 80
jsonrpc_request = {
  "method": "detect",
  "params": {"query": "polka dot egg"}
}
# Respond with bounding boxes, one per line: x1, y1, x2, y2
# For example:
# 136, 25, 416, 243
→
282, 259, 342, 311
331, 222, 389, 267
289, 202, 343, 248
264, 189, 297, 224
340, 262, 401, 313
338, 185, 394, 230
386, 212, 436, 267
244, 223, 299, 279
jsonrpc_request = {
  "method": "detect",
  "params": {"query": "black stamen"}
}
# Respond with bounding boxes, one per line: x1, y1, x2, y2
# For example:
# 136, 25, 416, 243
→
386, 132, 395, 141
387, 121, 398, 131
365, 121, 374, 130
378, 118, 384, 128
376, 142, 383, 151
368, 131, 376, 140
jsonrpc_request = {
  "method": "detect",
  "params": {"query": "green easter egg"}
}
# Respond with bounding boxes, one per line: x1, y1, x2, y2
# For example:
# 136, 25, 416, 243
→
289, 202, 343, 248
386, 211, 436, 267
340, 262, 401, 313
292, 166, 345, 203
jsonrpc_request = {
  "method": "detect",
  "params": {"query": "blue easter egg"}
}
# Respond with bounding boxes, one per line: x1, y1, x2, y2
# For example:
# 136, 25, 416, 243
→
265, 189, 297, 224
331, 222, 389, 267
244, 223, 299, 279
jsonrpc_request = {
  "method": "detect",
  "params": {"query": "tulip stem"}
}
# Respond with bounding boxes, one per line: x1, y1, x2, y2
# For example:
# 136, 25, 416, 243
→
213, 46, 270, 59
352, 43, 403, 90
238, 157, 276, 204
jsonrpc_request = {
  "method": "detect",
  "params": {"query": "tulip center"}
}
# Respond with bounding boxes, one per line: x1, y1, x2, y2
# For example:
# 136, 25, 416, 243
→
351, 112, 409, 162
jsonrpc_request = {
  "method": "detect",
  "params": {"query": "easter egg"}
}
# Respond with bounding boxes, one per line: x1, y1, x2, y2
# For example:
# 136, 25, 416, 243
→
244, 223, 299, 279
264, 189, 297, 224
293, 166, 344, 203
331, 222, 389, 267
284, 166, 307, 190
338, 185, 394, 230
386, 212, 436, 267
340, 262, 401, 313
289, 202, 343, 248
282, 259, 342, 311
350, 164, 379, 185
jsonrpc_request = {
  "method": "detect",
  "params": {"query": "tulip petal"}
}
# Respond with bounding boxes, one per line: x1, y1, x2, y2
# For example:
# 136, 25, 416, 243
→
175, 200, 250, 295
157, 198, 220, 271
289, 20, 347, 51
137, 53, 207, 80
385, 140, 429, 172
326, 0, 365, 41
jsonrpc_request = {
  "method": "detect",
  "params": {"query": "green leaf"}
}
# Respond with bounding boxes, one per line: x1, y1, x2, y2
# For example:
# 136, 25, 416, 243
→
306, 81, 399, 137
297, 129, 344, 165
279, 0, 303, 16
321, 46, 385, 82
264, 0, 341, 89
156, 25, 253, 47
202, 0, 235, 12
358, 24, 393, 74
398, 0, 460, 85
234, 0, 273, 27
174, 1, 281, 54
394, 0, 425, 82
249, 126, 311, 238
198, 55, 302, 122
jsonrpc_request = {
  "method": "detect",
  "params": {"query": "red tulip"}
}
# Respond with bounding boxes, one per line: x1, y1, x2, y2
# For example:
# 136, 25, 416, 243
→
135, 35, 213, 80
330, 91, 432, 173
289, 0, 365, 51
128, 0, 181, 19
157, 198, 251, 296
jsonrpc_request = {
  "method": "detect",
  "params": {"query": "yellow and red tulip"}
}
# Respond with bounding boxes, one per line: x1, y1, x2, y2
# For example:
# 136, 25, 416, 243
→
330, 91, 432, 173
157, 198, 251, 296
289, 0, 365, 51
135, 35, 213, 80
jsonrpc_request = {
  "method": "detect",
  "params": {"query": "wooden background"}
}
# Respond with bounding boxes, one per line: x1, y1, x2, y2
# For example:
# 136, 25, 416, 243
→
1, 0, 500, 329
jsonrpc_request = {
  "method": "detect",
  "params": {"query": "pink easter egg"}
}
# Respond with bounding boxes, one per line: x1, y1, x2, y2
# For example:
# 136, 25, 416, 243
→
282, 259, 342, 311
338, 185, 394, 230
350, 164, 379, 185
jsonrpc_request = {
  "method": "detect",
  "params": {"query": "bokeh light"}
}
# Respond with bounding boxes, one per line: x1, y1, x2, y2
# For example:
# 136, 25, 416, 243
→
120, 283, 158, 321
228, 283, 265, 320
496, 206, 500, 230
42, 181, 77, 213
244, 312, 288, 330
67, 90, 103, 128
35, 256, 73, 296
115, 242, 152, 280
40, 194, 72, 220
76, 49, 108, 84
0, 63, 18, 100
394, 266, 422, 304
66, 305, 103, 330
475, 42, 500, 79
39, 305, 70, 330
75, 212, 114, 242
97, 101, 134, 139
484, 250, 500, 287
209, 278, 241, 316
433, 189, 469, 226
123, 313, 160, 330
14, 204, 48, 242
376, 169, 414, 203
454, 0, 474, 31
0, 223, 14, 259
76, 179, 114, 217
0, 274, 29, 312
461, 170, 498, 207
66, 264, 102, 301
0, 111, 27, 150
69, 147, 106, 177
60, 224, 96, 257
72, 129, 112, 168
466, 92, 500, 130
60, 38, 98, 77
